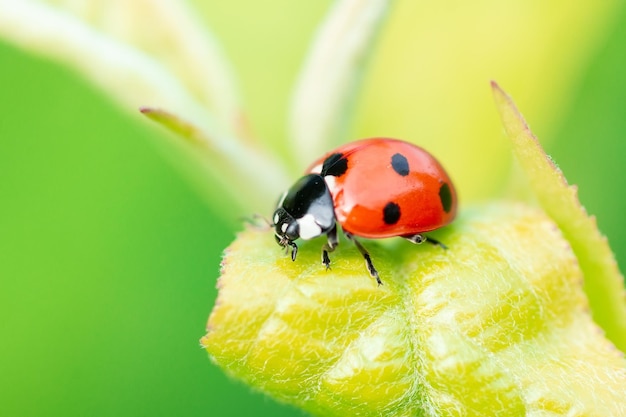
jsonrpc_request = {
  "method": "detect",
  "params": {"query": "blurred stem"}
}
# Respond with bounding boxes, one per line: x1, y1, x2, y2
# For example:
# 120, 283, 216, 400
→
141, 107, 290, 213
288, 0, 393, 168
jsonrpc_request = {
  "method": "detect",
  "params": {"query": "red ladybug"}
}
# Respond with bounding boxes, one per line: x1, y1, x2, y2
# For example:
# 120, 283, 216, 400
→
273, 138, 457, 285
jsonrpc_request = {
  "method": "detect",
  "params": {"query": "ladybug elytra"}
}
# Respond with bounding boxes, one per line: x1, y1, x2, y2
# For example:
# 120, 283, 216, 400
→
273, 138, 457, 285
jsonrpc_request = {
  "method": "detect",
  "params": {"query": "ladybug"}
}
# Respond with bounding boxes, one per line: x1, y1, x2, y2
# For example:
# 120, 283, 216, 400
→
273, 138, 457, 285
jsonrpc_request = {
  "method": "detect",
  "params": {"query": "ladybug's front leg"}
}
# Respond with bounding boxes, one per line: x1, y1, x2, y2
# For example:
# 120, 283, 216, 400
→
322, 224, 338, 270
288, 240, 299, 261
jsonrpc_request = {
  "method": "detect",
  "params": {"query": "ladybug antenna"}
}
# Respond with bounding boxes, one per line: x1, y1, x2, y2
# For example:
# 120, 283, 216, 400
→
240, 214, 272, 229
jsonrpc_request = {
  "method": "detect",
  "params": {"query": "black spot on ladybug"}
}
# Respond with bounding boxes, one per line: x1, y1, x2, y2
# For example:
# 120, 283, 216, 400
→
391, 153, 410, 176
383, 202, 401, 225
439, 182, 453, 213
321, 153, 348, 177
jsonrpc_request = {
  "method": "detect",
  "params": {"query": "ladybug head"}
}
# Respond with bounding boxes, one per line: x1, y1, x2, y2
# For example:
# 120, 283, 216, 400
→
273, 207, 300, 261
273, 207, 300, 243
272, 174, 337, 260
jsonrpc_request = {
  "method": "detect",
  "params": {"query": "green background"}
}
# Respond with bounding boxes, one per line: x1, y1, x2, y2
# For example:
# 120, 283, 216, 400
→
1, 2, 625, 417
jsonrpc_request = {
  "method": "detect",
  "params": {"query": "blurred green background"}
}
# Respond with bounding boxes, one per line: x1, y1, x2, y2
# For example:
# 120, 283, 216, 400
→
1, 1, 625, 416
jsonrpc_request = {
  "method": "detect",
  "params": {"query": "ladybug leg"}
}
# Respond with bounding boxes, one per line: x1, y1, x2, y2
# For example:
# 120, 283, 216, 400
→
275, 235, 299, 260
404, 234, 426, 244
322, 224, 339, 270
405, 234, 448, 249
288, 240, 299, 261
344, 232, 383, 286
425, 236, 447, 249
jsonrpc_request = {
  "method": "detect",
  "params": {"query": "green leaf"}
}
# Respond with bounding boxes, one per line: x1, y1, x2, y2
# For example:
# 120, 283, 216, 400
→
202, 203, 626, 416
492, 81, 626, 352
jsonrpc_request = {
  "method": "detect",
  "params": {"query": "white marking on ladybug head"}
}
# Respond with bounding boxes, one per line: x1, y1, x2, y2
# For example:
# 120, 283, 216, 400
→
309, 163, 323, 174
281, 223, 288, 233
323, 175, 337, 193
297, 214, 322, 240
273, 213, 280, 224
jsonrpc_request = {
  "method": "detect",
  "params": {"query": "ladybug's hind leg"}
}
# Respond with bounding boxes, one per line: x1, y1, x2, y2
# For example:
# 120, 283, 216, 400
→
405, 234, 448, 250
322, 224, 338, 270
344, 232, 383, 286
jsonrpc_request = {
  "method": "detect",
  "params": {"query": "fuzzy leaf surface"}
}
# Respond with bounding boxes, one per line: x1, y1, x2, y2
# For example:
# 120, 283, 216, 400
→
203, 203, 626, 416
